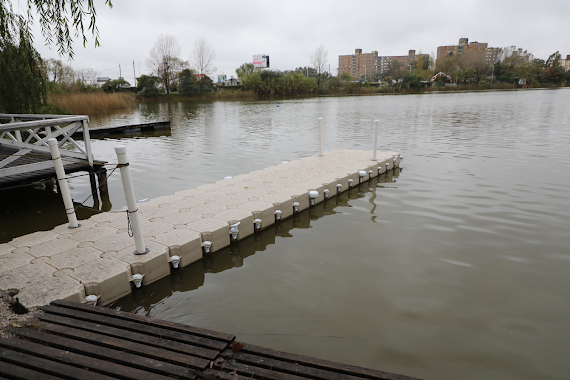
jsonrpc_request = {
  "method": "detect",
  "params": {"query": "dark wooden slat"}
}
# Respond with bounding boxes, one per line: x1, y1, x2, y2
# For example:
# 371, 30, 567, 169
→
0, 360, 64, 380
38, 311, 218, 359
51, 299, 235, 342
238, 343, 422, 380
203, 369, 252, 380
8, 326, 198, 379
41, 304, 227, 351
37, 320, 210, 369
0, 346, 111, 380
214, 358, 307, 380
0, 338, 173, 380
222, 349, 364, 380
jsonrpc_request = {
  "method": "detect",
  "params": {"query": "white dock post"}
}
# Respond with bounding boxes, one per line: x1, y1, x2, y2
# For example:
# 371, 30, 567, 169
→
318, 117, 323, 156
115, 145, 148, 255
47, 138, 80, 229
372, 119, 379, 161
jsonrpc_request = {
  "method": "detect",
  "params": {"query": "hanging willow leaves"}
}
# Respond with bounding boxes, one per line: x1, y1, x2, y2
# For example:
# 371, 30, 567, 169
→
0, 0, 113, 113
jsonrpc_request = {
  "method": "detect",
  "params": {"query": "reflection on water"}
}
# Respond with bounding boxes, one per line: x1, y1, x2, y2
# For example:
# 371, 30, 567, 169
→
3, 89, 570, 380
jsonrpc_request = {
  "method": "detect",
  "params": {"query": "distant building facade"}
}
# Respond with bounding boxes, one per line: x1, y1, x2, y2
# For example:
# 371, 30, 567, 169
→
560, 55, 570, 72
378, 50, 429, 73
338, 49, 378, 80
437, 37, 499, 64
339, 48, 429, 79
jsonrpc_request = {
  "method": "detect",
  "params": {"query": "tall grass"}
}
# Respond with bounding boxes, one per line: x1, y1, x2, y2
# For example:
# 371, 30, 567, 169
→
48, 92, 136, 115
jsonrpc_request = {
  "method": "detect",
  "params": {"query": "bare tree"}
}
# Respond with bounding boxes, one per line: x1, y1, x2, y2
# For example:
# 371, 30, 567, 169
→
76, 68, 98, 86
310, 44, 328, 86
190, 38, 216, 76
147, 34, 182, 94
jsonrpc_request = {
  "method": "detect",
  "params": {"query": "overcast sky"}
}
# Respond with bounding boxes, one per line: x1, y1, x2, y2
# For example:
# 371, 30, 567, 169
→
28, 0, 570, 84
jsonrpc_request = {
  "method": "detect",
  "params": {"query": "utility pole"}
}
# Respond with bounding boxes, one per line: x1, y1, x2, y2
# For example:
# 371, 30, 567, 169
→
133, 60, 136, 87
119, 63, 122, 80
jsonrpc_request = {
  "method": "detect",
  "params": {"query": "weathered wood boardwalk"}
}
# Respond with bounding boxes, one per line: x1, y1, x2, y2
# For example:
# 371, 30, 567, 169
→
0, 299, 421, 380
0, 144, 105, 186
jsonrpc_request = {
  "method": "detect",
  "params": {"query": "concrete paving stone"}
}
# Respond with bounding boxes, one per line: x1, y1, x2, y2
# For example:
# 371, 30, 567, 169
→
213, 208, 255, 240
0, 262, 55, 291
71, 258, 132, 306
139, 202, 179, 214
152, 228, 202, 268
51, 219, 97, 234
26, 237, 79, 258
115, 240, 170, 286
141, 220, 175, 238
238, 201, 276, 230
186, 217, 230, 253
212, 193, 250, 207
47, 247, 103, 270
0, 243, 16, 256
187, 202, 226, 215
67, 225, 118, 243
161, 210, 202, 226
145, 194, 184, 206
18, 274, 85, 310
0, 251, 34, 274
91, 230, 139, 253
89, 211, 125, 223
10, 230, 60, 248
30, 257, 49, 264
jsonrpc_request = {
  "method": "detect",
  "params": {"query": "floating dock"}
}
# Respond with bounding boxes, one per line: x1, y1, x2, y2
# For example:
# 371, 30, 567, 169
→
72, 121, 171, 138
0, 149, 400, 310
0, 299, 421, 379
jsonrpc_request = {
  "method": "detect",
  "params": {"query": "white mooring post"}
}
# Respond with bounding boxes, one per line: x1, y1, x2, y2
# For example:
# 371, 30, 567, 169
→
318, 117, 324, 156
372, 119, 379, 161
115, 145, 148, 255
48, 138, 80, 228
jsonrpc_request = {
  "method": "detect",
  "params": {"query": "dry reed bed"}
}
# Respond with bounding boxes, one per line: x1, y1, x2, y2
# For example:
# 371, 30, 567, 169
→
49, 92, 136, 115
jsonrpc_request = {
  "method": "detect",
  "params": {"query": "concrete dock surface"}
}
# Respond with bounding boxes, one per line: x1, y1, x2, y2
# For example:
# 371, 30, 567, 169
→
0, 149, 400, 309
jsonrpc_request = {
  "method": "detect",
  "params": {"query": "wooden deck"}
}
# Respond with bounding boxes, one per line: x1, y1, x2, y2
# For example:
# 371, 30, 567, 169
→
0, 300, 421, 380
0, 144, 105, 187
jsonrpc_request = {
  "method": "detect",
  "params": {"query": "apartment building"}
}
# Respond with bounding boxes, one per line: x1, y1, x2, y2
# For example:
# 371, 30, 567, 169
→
378, 50, 429, 73
560, 55, 570, 72
437, 37, 499, 64
338, 49, 378, 80
339, 49, 429, 79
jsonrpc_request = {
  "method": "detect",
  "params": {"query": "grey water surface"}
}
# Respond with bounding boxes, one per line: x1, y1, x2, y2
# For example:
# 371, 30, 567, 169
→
2, 89, 570, 380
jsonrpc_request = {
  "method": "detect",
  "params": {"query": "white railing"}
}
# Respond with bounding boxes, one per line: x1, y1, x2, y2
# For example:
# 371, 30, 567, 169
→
0, 114, 93, 179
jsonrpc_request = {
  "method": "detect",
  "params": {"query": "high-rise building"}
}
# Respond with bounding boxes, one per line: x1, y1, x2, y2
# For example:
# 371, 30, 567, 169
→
560, 55, 570, 72
339, 49, 429, 79
378, 50, 430, 73
437, 38, 499, 64
338, 49, 378, 80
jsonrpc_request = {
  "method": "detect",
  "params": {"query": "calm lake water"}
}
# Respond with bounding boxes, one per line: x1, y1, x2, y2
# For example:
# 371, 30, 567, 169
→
2, 89, 570, 380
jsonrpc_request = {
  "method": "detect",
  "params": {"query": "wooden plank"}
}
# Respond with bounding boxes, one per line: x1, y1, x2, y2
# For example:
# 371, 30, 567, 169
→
36, 320, 211, 369
222, 349, 364, 380
41, 304, 228, 351
0, 338, 176, 380
8, 326, 198, 379
236, 343, 422, 380
38, 311, 219, 359
0, 346, 111, 380
51, 299, 235, 342
213, 357, 307, 380
0, 360, 64, 380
